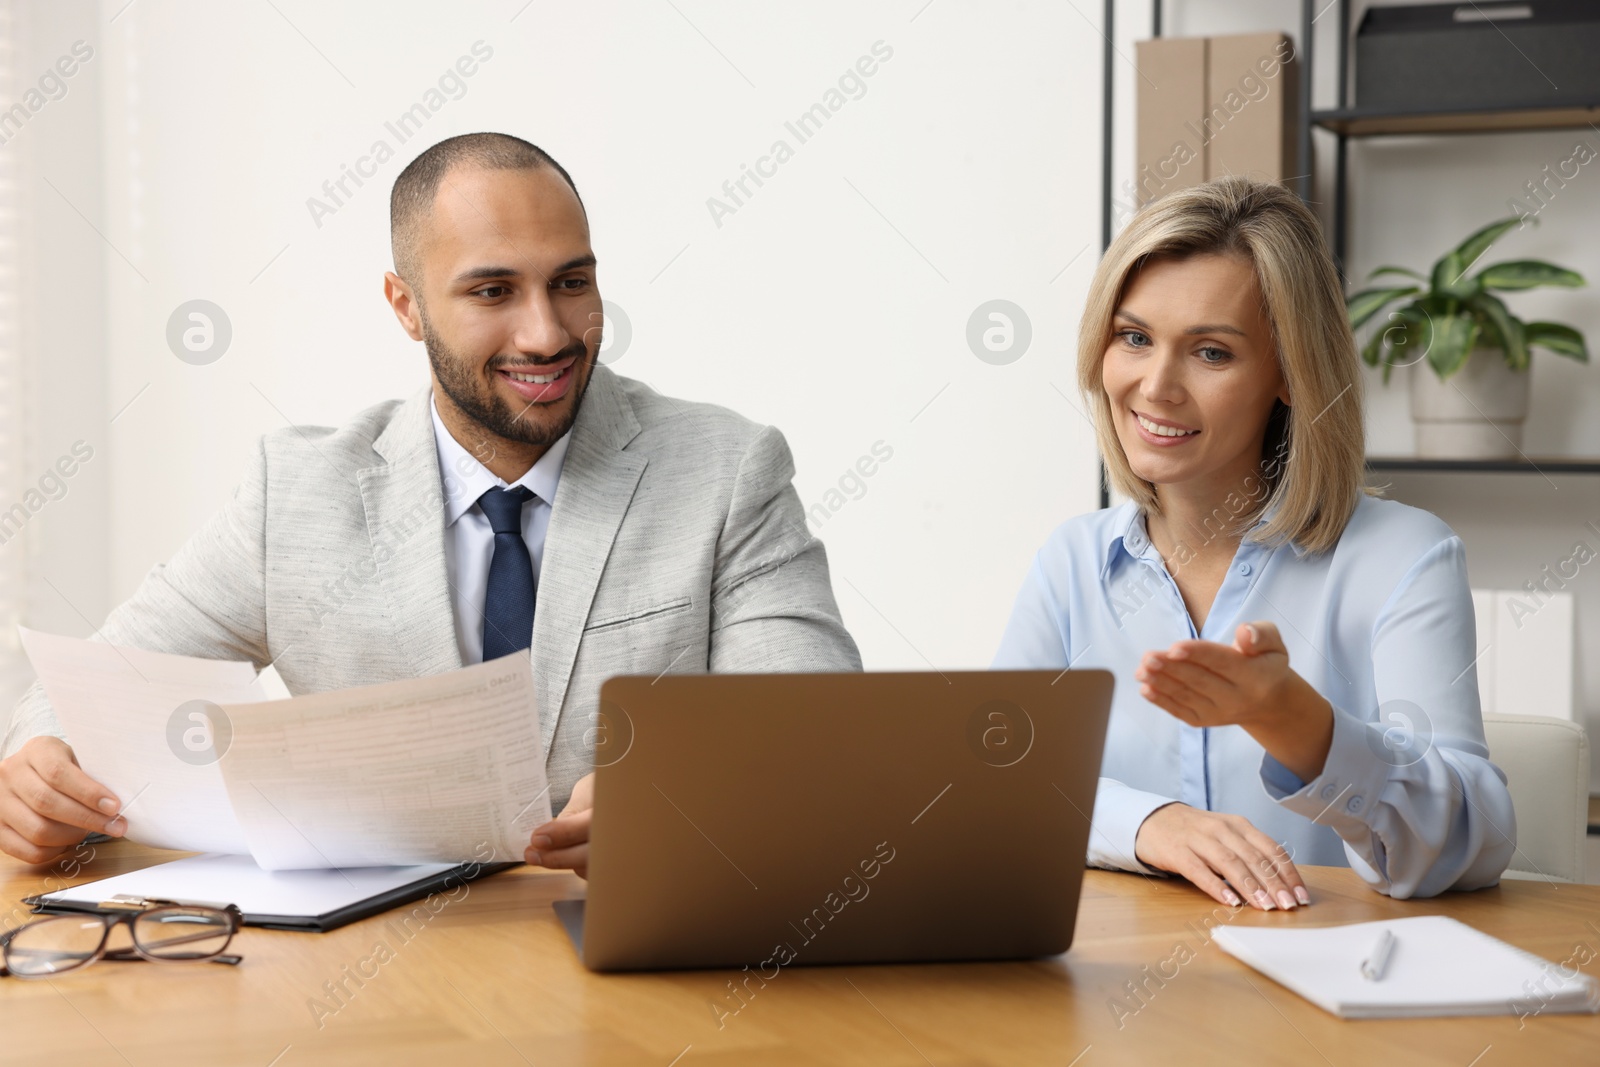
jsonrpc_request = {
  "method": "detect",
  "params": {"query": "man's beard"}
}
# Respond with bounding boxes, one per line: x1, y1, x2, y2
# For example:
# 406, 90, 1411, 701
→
422, 312, 594, 448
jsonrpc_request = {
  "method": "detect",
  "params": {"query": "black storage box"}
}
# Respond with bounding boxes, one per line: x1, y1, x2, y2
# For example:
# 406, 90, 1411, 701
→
1356, 1, 1600, 111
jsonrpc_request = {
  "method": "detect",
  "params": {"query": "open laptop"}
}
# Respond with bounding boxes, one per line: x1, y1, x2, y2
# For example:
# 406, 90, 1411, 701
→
553, 669, 1113, 972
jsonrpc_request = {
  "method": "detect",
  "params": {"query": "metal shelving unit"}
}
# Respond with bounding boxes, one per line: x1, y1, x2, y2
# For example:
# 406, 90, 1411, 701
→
1102, 0, 1600, 273
1368, 457, 1600, 476
1313, 102, 1600, 137
1094, 1, 1600, 508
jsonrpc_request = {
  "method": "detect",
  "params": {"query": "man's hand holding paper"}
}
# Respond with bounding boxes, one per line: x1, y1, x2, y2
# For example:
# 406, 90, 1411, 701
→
11, 629, 551, 871
528, 770, 594, 877
0, 736, 127, 864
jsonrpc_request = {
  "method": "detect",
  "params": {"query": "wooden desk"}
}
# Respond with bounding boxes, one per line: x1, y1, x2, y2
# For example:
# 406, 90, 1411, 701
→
1, 842, 1595, 1066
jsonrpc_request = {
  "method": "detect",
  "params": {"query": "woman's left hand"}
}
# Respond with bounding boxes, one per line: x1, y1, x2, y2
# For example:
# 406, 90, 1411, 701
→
1135, 621, 1291, 730
1136, 621, 1335, 782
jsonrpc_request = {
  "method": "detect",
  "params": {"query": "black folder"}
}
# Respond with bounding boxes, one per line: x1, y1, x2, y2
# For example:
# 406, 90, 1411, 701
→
25, 856, 518, 933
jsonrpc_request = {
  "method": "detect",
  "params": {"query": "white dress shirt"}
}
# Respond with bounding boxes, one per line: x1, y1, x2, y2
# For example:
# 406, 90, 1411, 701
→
430, 395, 571, 665
992, 495, 1515, 899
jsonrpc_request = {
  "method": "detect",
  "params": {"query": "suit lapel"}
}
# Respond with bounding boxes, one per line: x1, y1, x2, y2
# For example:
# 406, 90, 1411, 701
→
357, 391, 464, 679
533, 366, 645, 757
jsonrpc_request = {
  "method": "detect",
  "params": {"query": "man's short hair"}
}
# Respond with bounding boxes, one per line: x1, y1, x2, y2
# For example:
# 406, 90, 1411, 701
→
389, 132, 584, 287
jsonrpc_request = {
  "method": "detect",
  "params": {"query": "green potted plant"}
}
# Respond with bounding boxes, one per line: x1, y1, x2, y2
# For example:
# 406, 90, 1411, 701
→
1347, 217, 1589, 458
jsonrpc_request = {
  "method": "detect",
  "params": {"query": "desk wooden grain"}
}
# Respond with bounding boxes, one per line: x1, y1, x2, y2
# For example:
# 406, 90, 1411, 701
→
1, 842, 1595, 1066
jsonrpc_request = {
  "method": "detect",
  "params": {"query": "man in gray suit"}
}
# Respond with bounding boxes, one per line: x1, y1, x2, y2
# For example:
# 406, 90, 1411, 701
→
0, 133, 860, 874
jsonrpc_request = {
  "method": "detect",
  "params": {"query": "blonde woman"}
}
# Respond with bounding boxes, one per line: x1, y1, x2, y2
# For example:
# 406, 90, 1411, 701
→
994, 177, 1514, 909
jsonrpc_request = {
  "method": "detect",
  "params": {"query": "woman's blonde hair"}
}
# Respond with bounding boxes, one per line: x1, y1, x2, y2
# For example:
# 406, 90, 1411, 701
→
1078, 176, 1366, 554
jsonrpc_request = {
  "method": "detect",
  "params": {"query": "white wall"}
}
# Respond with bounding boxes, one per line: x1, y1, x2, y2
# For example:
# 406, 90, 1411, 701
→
16, 1, 1595, 791
0, 0, 110, 713
51, 0, 1103, 676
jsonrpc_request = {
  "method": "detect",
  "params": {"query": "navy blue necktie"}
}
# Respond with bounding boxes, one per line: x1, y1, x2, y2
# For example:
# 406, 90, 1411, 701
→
478, 486, 537, 660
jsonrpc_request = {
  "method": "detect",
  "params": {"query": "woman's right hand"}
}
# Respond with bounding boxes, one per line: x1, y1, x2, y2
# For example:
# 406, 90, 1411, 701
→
1134, 802, 1309, 911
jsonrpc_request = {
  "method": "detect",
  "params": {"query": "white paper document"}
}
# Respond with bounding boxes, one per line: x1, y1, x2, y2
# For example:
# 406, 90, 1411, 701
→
17, 629, 264, 855
18, 629, 551, 870
219, 661, 551, 869
36, 853, 461, 921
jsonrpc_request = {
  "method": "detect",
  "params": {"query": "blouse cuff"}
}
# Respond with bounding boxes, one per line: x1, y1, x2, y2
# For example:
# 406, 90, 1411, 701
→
1260, 703, 1395, 839
1092, 779, 1181, 876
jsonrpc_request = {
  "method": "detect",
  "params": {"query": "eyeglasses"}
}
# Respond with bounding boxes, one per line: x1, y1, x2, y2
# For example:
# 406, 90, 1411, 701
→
0, 898, 243, 979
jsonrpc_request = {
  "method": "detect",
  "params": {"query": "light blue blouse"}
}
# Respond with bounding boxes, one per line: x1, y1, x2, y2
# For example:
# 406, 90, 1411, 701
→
992, 494, 1516, 898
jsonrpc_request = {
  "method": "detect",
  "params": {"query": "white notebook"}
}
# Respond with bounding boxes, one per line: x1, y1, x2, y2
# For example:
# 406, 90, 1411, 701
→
1214, 916, 1600, 1020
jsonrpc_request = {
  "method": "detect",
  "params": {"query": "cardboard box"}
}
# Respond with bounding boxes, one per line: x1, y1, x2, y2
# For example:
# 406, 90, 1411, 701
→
1132, 32, 1299, 209
1132, 37, 1207, 210
1205, 33, 1299, 186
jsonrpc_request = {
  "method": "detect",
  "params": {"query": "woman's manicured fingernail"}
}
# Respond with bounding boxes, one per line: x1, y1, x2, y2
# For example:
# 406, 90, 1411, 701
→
532, 835, 552, 850
526, 851, 541, 866
1294, 886, 1311, 905
1254, 890, 1274, 911
106, 817, 126, 836
98, 798, 118, 814
1224, 890, 1242, 907
1276, 890, 1296, 910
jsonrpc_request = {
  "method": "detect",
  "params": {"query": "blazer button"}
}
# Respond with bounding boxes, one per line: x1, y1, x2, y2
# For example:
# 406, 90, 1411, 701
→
1237, 562, 1252, 576
1346, 795, 1364, 813
1320, 784, 1338, 800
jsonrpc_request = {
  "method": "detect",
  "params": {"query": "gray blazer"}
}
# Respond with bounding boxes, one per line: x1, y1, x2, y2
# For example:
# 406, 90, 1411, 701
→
3, 367, 862, 810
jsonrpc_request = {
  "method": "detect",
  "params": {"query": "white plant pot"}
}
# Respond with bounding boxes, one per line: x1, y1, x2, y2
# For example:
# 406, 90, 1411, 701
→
1409, 347, 1530, 459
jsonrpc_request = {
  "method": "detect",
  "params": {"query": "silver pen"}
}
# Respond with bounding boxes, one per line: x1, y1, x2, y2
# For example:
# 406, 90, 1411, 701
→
1360, 928, 1397, 981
